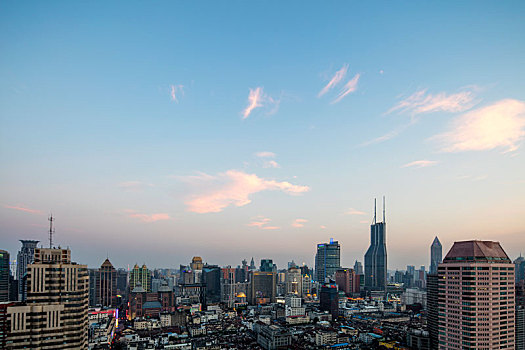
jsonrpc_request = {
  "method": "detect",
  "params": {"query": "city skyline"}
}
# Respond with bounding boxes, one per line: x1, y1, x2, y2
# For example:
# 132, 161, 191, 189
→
1, 1, 525, 270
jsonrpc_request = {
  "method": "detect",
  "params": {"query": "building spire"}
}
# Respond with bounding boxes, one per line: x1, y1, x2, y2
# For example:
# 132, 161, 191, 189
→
373, 198, 377, 224
48, 214, 55, 248
382, 196, 385, 223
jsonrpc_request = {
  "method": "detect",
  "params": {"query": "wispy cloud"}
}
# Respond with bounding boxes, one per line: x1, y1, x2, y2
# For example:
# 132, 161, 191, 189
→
345, 208, 366, 216
118, 181, 153, 192
331, 73, 360, 104
320, 225, 327, 229
263, 226, 281, 230
3, 204, 42, 214
125, 210, 170, 223
292, 218, 308, 228
247, 216, 281, 230
433, 99, 525, 153
242, 88, 280, 119
388, 89, 476, 116
182, 170, 310, 213
318, 64, 348, 97
402, 160, 439, 168
255, 151, 276, 158
263, 160, 280, 168
170, 84, 184, 103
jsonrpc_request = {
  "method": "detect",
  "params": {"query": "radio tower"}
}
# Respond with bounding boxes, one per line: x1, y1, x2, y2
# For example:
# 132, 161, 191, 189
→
48, 214, 55, 248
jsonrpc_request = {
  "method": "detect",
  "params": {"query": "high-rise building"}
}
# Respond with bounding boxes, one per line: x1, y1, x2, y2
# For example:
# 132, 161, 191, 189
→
203, 264, 221, 305
0, 250, 9, 302
517, 306, 525, 350
319, 282, 339, 320
354, 260, 363, 275
437, 240, 515, 349
249, 271, 276, 305
515, 255, 525, 284
16, 240, 39, 300
97, 258, 117, 307
88, 268, 98, 306
4, 247, 89, 349
260, 259, 274, 272
285, 266, 302, 295
335, 268, 359, 296
315, 239, 340, 283
130, 264, 151, 292
364, 198, 387, 292
430, 236, 442, 274
426, 273, 439, 350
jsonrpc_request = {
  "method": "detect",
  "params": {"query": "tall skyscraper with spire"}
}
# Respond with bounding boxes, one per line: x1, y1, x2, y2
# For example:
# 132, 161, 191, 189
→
364, 197, 387, 292
429, 236, 442, 274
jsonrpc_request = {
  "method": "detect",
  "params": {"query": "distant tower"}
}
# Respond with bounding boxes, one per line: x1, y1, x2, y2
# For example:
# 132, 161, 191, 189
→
97, 259, 117, 307
429, 236, 442, 274
16, 240, 39, 301
0, 250, 9, 302
315, 239, 341, 283
364, 197, 387, 292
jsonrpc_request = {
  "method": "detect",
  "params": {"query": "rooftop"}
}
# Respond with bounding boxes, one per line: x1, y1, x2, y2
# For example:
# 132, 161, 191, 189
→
443, 240, 510, 263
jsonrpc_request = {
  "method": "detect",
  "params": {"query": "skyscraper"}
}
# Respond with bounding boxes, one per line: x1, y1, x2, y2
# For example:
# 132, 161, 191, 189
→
364, 197, 387, 292
0, 250, 9, 302
426, 273, 439, 350
97, 258, 117, 307
130, 264, 151, 292
5, 247, 89, 349
260, 259, 274, 272
16, 240, 39, 300
319, 282, 339, 320
515, 255, 525, 284
315, 239, 340, 283
249, 271, 276, 305
437, 240, 515, 349
429, 236, 442, 274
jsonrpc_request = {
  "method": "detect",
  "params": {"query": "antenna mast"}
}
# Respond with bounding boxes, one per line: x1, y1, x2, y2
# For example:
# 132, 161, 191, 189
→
48, 215, 55, 248
383, 196, 386, 223
373, 198, 377, 224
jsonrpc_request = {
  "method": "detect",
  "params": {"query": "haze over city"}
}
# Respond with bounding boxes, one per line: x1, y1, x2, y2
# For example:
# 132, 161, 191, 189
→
1, 1, 524, 270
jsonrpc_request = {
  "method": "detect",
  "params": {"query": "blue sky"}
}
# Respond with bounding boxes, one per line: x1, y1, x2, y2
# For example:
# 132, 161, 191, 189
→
1, 1, 524, 270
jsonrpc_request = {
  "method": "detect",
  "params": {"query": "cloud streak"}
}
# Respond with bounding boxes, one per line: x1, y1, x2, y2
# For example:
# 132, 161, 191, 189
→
125, 210, 171, 223
255, 151, 276, 158
292, 218, 308, 228
331, 73, 360, 104
3, 205, 42, 214
242, 88, 280, 119
345, 208, 366, 216
247, 216, 281, 230
170, 84, 184, 103
388, 89, 476, 116
402, 160, 439, 168
433, 99, 525, 153
182, 170, 310, 213
318, 64, 348, 97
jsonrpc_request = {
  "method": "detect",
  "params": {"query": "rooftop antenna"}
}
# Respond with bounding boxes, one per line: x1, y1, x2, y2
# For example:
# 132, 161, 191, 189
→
48, 214, 55, 248
373, 198, 377, 224
383, 196, 386, 223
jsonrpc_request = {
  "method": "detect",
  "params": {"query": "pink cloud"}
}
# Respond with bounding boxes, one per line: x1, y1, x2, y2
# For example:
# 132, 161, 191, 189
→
183, 170, 310, 213
242, 88, 281, 119
125, 210, 171, 223
263, 160, 280, 168
402, 160, 439, 168
433, 99, 525, 153
320, 225, 327, 229
388, 89, 476, 116
331, 73, 360, 104
3, 205, 42, 214
247, 216, 271, 228
170, 84, 184, 103
345, 208, 366, 216
318, 64, 348, 97
292, 218, 308, 228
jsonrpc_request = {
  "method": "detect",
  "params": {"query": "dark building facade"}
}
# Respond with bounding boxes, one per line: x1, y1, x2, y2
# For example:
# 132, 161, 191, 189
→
260, 259, 274, 272
97, 258, 117, 307
315, 240, 340, 283
426, 273, 439, 350
0, 250, 9, 302
364, 198, 387, 292
203, 264, 221, 305
249, 271, 276, 305
320, 282, 339, 320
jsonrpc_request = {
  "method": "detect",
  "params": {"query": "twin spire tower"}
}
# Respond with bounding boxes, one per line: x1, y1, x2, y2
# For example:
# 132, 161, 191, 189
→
364, 196, 388, 294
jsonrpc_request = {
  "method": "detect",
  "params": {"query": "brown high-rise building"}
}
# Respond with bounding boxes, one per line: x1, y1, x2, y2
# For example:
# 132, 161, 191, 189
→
335, 268, 360, 296
248, 271, 276, 305
97, 258, 117, 307
437, 240, 515, 350
4, 247, 89, 349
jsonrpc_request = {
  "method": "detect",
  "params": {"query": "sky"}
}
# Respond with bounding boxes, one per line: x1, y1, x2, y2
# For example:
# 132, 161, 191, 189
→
1, 1, 524, 271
